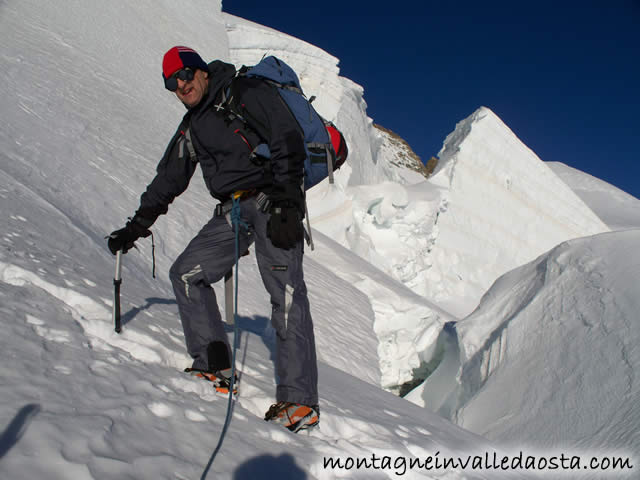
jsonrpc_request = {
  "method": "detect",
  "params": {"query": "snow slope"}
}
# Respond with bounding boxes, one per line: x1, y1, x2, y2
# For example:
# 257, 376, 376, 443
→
455, 231, 640, 454
0, 216, 491, 479
548, 162, 640, 231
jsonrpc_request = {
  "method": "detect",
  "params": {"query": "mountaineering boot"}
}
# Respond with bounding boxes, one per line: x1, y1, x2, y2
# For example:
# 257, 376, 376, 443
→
264, 402, 320, 433
185, 367, 239, 395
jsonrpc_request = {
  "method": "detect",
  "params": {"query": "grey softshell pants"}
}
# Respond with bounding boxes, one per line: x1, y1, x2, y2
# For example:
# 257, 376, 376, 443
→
169, 197, 318, 406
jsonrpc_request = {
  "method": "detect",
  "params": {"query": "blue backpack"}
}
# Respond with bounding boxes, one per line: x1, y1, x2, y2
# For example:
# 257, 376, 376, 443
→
222, 56, 348, 190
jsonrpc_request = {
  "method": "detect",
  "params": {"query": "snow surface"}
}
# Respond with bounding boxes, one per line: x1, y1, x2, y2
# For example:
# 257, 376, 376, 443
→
414, 108, 610, 317
2, 0, 639, 478
547, 162, 640, 231
454, 231, 640, 452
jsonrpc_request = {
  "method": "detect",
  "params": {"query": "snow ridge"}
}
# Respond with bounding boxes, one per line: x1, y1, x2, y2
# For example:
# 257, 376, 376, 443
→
454, 231, 640, 454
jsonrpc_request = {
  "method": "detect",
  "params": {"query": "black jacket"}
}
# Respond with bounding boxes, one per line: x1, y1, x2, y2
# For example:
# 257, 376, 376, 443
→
133, 60, 306, 227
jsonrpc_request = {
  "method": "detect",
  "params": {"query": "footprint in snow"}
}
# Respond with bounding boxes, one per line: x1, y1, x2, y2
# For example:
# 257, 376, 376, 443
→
185, 410, 207, 422
148, 402, 173, 418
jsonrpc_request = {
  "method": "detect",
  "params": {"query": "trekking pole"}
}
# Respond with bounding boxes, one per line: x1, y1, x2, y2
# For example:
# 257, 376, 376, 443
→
113, 250, 123, 334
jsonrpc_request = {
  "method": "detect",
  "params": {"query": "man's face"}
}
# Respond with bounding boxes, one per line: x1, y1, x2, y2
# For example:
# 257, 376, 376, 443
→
175, 69, 209, 108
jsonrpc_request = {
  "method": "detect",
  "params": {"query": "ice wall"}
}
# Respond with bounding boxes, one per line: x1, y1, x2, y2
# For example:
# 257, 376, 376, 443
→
318, 107, 610, 320
424, 107, 610, 316
453, 230, 640, 453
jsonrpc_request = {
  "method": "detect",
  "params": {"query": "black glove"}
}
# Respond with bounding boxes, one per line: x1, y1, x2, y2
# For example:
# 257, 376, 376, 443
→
107, 218, 151, 255
267, 200, 304, 250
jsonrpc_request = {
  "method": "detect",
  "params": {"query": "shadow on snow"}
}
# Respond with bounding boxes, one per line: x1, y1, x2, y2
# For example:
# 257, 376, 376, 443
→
0, 404, 41, 459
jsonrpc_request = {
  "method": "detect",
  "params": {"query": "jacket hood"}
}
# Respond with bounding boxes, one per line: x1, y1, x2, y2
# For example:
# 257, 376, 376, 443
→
198, 60, 236, 110
180, 60, 236, 112
207, 60, 237, 94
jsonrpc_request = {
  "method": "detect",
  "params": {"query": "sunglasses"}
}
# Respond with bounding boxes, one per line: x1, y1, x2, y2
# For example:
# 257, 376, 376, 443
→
164, 67, 195, 92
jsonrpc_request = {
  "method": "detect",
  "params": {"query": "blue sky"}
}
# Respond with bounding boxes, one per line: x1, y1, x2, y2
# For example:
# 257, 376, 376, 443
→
222, 1, 640, 198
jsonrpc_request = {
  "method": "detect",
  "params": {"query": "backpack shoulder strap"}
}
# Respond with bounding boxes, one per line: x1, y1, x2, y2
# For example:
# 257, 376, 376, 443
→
176, 115, 198, 163
182, 127, 197, 162
219, 75, 273, 142
214, 74, 239, 113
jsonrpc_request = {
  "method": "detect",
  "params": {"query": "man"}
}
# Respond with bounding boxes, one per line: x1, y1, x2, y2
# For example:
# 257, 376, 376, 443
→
108, 46, 319, 433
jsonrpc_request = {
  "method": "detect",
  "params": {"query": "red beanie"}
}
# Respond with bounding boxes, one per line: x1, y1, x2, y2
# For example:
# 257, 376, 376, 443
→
162, 46, 208, 79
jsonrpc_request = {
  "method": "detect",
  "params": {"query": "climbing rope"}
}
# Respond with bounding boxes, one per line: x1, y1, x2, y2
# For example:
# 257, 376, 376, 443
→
201, 195, 248, 479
